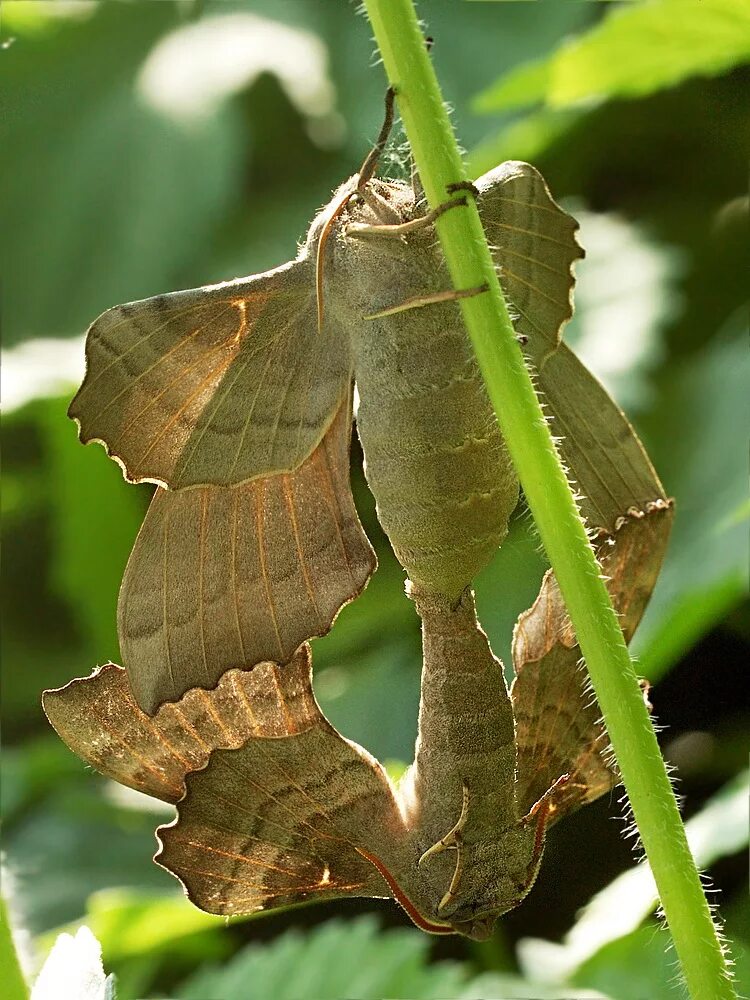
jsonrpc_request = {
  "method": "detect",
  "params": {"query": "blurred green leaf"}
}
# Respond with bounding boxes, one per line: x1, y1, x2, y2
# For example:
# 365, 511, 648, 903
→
1, 893, 29, 1000
5, 782, 172, 934
40, 397, 148, 662
1, 737, 83, 823
572, 924, 679, 1000
1, 2, 240, 347
468, 107, 583, 177
458, 975, 609, 1000
561, 212, 682, 412
474, 0, 750, 113
31, 926, 114, 1000
173, 915, 614, 1000
39, 889, 227, 966
174, 916, 456, 1000
633, 311, 749, 678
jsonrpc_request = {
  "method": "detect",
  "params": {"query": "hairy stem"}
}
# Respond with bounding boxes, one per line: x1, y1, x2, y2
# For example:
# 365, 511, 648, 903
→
362, 1, 736, 997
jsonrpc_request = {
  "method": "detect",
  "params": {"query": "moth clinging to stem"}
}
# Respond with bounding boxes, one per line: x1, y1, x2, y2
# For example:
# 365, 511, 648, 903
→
70, 87, 589, 714
48, 83, 673, 938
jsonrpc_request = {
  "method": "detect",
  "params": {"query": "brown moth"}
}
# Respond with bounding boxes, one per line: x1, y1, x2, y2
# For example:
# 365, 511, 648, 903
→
43, 496, 667, 939
69, 90, 582, 713
49, 89, 675, 935
45, 355, 672, 939
117, 389, 375, 713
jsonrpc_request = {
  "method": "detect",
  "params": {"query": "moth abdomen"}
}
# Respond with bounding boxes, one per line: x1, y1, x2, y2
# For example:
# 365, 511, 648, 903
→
353, 303, 518, 597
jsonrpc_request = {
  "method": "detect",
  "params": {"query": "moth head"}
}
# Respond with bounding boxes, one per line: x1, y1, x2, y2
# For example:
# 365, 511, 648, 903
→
441, 821, 546, 940
303, 175, 360, 257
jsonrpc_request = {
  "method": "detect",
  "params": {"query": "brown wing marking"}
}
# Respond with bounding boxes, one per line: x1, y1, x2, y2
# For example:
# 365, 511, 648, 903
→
42, 648, 317, 804
156, 706, 407, 918
118, 392, 376, 714
70, 259, 353, 488
476, 161, 584, 366
511, 504, 672, 821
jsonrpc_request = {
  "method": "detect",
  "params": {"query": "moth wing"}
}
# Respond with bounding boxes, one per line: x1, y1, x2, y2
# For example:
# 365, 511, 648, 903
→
539, 342, 670, 533
476, 161, 583, 366
42, 647, 319, 805
118, 392, 375, 714
156, 673, 406, 917
512, 504, 672, 822
70, 259, 353, 488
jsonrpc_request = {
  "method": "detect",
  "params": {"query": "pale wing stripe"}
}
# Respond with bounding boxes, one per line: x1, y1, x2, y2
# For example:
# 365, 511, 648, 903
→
170, 318, 291, 481
179, 836, 314, 879
493, 194, 569, 216
224, 302, 309, 480
104, 336, 236, 444
315, 446, 356, 589
492, 244, 574, 278
282, 479, 323, 625
501, 266, 574, 309
170, 705, 212, 753
198, 492, 210, 685
133, 354, 238, 467
254, 487, 285, 661
230, 490, 247, 662
492, 221, 576, 249
161, 502, 176, 696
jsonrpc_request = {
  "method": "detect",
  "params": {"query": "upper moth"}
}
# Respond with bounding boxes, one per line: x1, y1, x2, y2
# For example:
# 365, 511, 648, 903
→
68, 90, 586, 714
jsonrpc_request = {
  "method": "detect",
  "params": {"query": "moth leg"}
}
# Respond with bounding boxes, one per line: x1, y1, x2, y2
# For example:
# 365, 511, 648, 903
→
345, 194, 468, 239
418, 784, 470, 913
364, 283, 489, 320
446, 180, 480, 199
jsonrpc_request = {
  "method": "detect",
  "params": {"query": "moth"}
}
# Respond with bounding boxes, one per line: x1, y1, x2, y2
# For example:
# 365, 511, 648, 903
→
49, 88, 673, 935
68, 89, 596, 714
44, 499, 670, 939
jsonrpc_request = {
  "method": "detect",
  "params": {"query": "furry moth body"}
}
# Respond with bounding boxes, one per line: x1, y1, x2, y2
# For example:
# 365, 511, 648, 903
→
70, 157, 581, 709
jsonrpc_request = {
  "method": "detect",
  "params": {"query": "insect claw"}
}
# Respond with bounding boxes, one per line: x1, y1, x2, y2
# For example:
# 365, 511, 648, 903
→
446, 180, 479, 199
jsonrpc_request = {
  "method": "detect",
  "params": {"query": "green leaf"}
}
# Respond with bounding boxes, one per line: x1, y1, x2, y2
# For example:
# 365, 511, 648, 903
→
458, 975, 609, 1000
633, 311, 750, 678
31, 926, 115, 1000
1, 893, 29, 1000
474, 0, 750, 113
40, 397, 148, 662
0, 2, 240, 347
572, 924, 680, 1000
5, 783, 172, 935
173, 916, 465, 1000
39, 890, 226, 966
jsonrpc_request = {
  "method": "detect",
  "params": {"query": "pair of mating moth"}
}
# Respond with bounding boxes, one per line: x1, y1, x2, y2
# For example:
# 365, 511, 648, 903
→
44, 90, 672, 940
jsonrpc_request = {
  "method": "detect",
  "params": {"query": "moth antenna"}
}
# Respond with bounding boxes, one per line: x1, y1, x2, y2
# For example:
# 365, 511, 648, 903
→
316, 189, 353, 333
357, 86, 396, 190
317, 86, 397, 332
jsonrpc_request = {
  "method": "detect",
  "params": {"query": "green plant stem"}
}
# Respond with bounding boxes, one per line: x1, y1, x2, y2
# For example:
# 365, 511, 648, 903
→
0, 895, 29, 1000
363, 2, 735, 998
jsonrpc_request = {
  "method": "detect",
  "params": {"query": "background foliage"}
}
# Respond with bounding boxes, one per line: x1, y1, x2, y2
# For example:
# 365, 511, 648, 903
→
2, 2, 748, 998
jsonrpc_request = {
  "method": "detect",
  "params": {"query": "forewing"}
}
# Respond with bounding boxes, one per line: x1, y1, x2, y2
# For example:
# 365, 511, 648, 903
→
70, 260, 353, 488
117, 392, 375, 714
42, 647, 319, 804
476, 161, 583, 366
539, 343, 669, 534
511, 504, 672, 822
156, 710, 407, 917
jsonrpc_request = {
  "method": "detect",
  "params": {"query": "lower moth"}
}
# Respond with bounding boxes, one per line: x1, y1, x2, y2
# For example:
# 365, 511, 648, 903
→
44, 498, 670, 938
